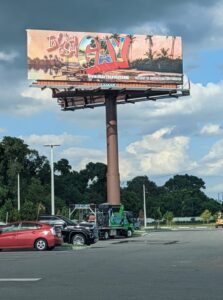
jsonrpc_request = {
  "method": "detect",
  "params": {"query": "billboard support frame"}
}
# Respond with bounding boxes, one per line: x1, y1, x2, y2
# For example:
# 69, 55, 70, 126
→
27, 29, 190, 205
105, 93, 120, 205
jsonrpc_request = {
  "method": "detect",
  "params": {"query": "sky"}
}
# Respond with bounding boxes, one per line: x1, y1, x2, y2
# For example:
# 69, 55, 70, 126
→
1, 0, 223, 200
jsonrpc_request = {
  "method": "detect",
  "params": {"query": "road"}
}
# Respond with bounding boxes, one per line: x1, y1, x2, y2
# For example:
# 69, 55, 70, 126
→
1, 229, 223, 300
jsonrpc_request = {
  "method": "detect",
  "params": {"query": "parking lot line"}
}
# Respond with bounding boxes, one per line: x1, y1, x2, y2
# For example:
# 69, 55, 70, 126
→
0, 278, 42, 282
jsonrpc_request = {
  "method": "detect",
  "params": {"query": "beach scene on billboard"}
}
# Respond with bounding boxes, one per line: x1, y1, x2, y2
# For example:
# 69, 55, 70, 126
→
27, 29, 183, 85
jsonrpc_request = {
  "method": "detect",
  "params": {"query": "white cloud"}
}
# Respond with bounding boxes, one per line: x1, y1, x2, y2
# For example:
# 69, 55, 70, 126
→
19, 87, 58, 115
119, 127, 196, 179
61, 147, 106, 171
198, 159, 223, 177
0, 128, 6, 133
20, 133, 87, 150
125, 22, 169, 36
186, 139, 223, 180
0, 51, 18, 62
116, 81, 223, 138
21, 87, 52, 101
202, 140, 223, 162
200, 124, 223, 136
0, 75, 59, 116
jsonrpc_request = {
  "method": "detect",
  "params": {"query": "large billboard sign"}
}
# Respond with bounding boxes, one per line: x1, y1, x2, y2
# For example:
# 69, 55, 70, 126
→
27, 29, 183, 88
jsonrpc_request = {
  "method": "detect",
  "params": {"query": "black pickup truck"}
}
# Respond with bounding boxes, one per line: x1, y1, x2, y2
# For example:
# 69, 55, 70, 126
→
37, 215, 98, 246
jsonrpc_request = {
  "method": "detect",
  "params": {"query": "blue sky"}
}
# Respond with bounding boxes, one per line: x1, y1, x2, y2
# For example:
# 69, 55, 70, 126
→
1, 0, 223, 199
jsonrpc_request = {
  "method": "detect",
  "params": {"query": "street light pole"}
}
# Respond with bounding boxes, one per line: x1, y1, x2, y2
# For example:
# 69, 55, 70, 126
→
17, 173, 20, 211
44, 144, 60, 215
143, 184, 147, 228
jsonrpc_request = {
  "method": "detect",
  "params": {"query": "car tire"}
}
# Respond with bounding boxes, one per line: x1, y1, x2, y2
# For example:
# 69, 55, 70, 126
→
104, 231, 109, 240
72, 234, 86, 246
34, 238, 48, 251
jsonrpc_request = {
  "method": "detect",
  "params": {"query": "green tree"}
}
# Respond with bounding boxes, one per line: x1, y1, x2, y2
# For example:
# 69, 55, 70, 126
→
121, 190, 140, 215
55, 159, 72, 175
152, 207, 162, 228
164, 174, 205, 192
200, 209, 212, 224
79, 162, 107, 204
125, 176, 159, 215
0, 200, 20, 222
163, 211, 174, 226
20, 200, 38, 220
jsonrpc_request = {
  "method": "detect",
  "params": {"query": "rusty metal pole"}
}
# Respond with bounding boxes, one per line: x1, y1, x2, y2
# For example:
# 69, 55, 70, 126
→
105, 94, 120, 205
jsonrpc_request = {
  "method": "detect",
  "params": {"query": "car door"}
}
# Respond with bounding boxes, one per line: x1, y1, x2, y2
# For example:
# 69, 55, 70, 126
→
16, 223, 41, 248
0, 223, 20, 248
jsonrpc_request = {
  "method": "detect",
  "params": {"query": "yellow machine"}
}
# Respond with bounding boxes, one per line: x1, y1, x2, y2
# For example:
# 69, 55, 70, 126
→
215, 212, 223, 228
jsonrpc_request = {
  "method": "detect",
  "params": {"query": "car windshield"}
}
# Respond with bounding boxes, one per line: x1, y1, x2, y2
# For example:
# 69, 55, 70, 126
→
59, 216, 77, 226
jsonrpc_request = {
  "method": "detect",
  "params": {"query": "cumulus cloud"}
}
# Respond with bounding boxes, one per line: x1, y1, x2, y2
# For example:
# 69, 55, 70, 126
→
116, 81, 223, 138
202, 140, 223, 163
119, 127, 197, 179
61, 147, 106, 171
0, 62, 57, 116
19, 87, 58, 115
200, 124, 223, 136
20, 133, 87, 149
0, 51, 18, 62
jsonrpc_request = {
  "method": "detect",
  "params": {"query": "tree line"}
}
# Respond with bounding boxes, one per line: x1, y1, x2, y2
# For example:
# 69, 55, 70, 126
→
0, 136, 221, 222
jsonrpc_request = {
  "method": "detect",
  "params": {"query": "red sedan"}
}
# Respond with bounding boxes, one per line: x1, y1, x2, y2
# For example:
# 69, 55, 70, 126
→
0, 221, 62, 251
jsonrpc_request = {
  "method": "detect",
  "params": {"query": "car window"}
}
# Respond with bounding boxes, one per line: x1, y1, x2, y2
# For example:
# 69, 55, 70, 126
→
20, 223, 41, 230
39, 216, 57, 221
39, 216, 51, 220
1, 223, 20, 233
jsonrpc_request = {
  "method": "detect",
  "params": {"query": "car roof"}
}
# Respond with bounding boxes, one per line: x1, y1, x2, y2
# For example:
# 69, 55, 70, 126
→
4, 221, 50, 226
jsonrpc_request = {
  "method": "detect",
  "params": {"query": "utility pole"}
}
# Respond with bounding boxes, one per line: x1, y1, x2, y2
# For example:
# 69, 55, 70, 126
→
17, 173, 20, 211
143, 184, 147, 228
44, 144, 60, 215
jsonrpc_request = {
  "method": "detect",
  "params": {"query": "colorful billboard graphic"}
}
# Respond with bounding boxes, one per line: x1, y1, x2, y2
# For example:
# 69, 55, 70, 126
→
27, 29, 183, 87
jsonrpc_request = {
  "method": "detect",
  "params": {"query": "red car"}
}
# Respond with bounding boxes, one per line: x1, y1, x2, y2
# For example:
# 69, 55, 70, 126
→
0, 221, 62, 251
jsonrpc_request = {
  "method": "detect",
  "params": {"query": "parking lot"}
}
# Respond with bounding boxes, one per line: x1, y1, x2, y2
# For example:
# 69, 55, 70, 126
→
1, 229, 223, 300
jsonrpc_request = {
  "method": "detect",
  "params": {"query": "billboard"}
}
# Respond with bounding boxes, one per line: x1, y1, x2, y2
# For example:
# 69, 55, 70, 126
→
27, 29, 183, 88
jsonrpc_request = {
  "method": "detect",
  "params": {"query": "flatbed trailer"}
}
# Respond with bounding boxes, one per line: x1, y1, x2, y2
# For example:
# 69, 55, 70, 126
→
69, 203, 134, 239
98, 226, 133, 239
96, 203, 134, 239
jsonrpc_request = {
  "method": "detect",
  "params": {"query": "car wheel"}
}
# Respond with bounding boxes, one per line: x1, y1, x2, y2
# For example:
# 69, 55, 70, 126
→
34, 238, 48, 251
126, 229, 133, 238
72, 234, 86, 246
104, 231, 109, 240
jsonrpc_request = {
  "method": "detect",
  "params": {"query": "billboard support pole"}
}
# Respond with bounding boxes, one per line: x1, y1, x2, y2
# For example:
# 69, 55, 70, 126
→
105, 93, 120, 205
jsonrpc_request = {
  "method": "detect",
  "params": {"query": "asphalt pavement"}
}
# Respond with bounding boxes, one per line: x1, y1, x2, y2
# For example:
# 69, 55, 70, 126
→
1, 229, 223, 300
